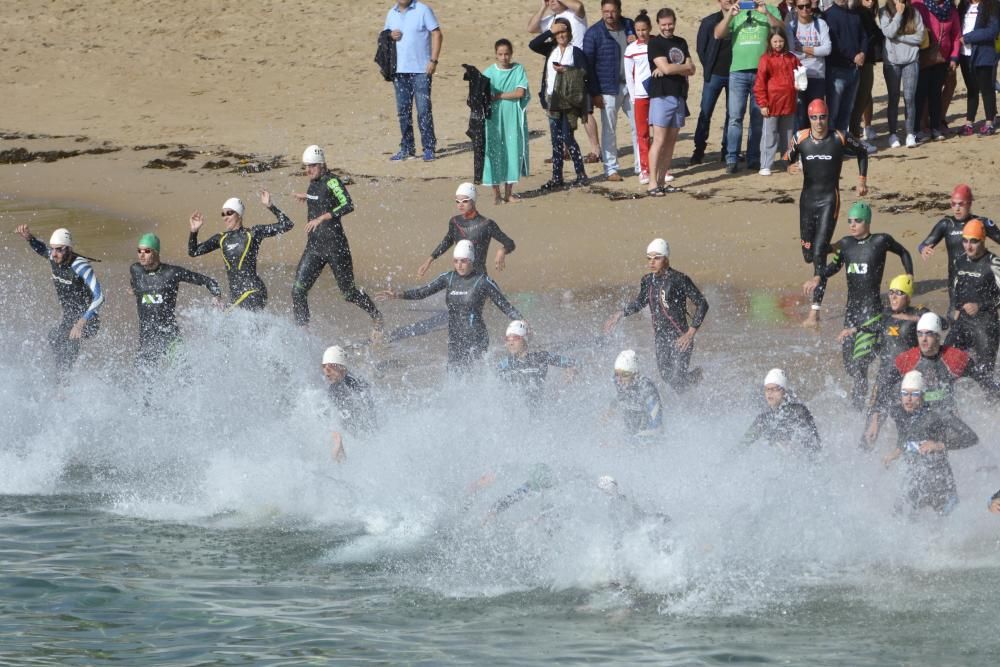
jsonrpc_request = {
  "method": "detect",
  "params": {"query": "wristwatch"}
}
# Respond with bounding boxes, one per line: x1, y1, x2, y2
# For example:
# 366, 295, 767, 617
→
430, 59, 439, 64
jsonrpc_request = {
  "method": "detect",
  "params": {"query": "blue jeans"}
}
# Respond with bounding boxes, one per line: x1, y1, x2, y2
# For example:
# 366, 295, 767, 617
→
694, 73, 729, 154
547, 113, 585, 181
393, 73, 436, 153
825, 66, 859, 133
726, 70, 761, 166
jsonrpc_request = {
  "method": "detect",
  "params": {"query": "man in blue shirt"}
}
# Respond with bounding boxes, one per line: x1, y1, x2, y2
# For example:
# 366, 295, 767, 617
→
822, 0, 867, 133
384, 0, 443, 162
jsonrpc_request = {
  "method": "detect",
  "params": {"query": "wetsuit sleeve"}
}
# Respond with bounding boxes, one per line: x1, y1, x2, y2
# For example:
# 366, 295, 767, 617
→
429, 222, 457, 260
325, 176, 354, 218
792, 404, 822, 452
71, 259, 104, 320
622, 274, 651, 317
188, 232, 221, 257
490, 485, 532, 514
683, 275, 709, 329
540, 351, 577, 369
484, 276, 522, 320
984, 218, 1000, 246
488, 220, 516, 255
989, 255, 1000, 310
841, 132, 869, 178
401, 272, 449, 300
886, 236, 914, 276
785, 130, 802, 163
175, 266, 222, 297
918, 218, 949, 253
641, 381, 663, 432
940, 415, 979, 450
27, 237, 49, 258
819, 245, 846, 279
256, 205, 295, 237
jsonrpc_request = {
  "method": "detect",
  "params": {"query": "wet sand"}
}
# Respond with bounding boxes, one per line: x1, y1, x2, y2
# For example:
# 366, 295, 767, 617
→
2, 0, 997, 314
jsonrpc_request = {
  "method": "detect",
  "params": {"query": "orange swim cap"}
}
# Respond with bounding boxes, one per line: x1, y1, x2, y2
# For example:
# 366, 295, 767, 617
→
963, 219, 986, 240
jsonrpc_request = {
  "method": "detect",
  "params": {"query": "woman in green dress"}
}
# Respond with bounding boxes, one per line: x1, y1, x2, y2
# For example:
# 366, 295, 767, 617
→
483, 38, 530, 204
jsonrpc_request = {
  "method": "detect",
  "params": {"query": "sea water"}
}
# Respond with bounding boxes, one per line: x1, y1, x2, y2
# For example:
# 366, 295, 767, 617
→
3, 203, 1000, 665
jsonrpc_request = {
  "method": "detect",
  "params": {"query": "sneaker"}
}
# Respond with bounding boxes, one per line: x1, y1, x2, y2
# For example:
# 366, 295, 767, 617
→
932, 129, 947, 141
422, 148, 436, 161
888, 134, 901, 148
979, 124, 996, 136
606, 171, 623, 182
663, 173, 675, 182
863, 126, 877, 141
905, 134, 917, 148
758, 167, 772, 176
389, 150, 416, 161
915, 131, 930, 143
571, 175, 590, 187
959, 123, 975, 137
688, 150, 704, 165
725, 162, 738, 175
861, 140, 878, 154
639, 170, 650, 185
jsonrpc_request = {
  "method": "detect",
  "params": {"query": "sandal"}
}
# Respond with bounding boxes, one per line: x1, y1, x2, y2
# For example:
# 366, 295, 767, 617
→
646, 187, 665, 197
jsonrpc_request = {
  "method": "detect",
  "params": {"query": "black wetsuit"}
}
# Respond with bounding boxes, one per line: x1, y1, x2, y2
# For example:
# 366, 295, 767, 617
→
948, 250, 1000, 376
498, 350, 576, 402
621, 269, 709, 393
188, 205, 294, 311
292, 170, 380, 325
889, 403, 978, 515
615, 376, 663, 439
919, 214, 1000, 310
820, 232, 913, 408
742, 397, 821, 453
27, 238, 103, 374
785, 129, 869, 305
129, 262, 222, 363
327, 373, 377, 435
429, 213, 516, 276
858, 304, 927, 412
873, 344, 1000, 416
400, 270, 521, 367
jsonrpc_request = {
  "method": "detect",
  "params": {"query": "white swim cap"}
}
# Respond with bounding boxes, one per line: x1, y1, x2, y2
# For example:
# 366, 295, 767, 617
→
454, 240, 475, 261
597, 475, 619, 494
614, 349, 638, 374
646, 238, 669, 258
455, 182, 477, 202
321, 345, 347, 367
222, 197, 244, 217
916, 312, 943, 336
506, 320, 528, 338
302, 144, 325, 165
49, 228, 73, 247
764, 368, 787, 389
901, 370, 925, 392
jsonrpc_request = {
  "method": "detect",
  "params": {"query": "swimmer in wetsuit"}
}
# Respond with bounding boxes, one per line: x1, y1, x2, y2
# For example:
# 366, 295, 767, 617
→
804, 202, 914, 409
392, 182, 517, 342
918, 184, 1000, 312
291, 144, 382, 332
188, 191, 294, 311
785, 98, 869, 327
742, 368, 821, 454
604, 238, 708, 394
321, 345, 377, 463
609, 349, 663, 441
882, 371, 978, 516
497, 320, 577, 404
378, 240, 522, 369
129, 233, 223, 365
16, 225, 104, 380
946, 219, 1000, 377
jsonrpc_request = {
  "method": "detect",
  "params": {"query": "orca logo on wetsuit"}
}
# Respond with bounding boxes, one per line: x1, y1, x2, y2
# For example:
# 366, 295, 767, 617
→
957, 269, 983, 278
847, 262, 868, 274
51, 274, 73, 285
449, 290, 470, 296
141, 293, 165, 305
805, 155, 833, 160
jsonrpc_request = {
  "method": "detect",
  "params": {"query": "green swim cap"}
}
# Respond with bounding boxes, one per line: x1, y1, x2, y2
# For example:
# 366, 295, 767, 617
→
848, 201, 872, 223
137, 233, 161, 252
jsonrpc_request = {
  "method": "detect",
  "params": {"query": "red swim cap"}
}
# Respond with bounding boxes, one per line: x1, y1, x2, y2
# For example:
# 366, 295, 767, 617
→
951, 183, 973, 202
807, 98, 828, 116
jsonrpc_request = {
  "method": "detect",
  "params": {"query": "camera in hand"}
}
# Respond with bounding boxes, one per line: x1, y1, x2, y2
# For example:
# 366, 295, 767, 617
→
738, 0, 757, 9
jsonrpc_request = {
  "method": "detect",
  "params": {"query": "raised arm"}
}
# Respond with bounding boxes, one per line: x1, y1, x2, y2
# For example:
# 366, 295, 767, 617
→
484, 276, 522, 320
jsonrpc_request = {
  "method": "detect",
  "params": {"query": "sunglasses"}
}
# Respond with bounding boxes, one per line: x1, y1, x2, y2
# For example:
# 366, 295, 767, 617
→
848, 218, 867, 224
809, 114, 827, 121
888, 289, 908, 297
221, 210, 237, 217
137, 248, 155, 254
900, 390, 923, 397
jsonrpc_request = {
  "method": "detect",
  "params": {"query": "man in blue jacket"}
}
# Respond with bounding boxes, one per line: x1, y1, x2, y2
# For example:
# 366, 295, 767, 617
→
692, 0, 735, 164
583, 0, 635, 181
823, 0, 867, 133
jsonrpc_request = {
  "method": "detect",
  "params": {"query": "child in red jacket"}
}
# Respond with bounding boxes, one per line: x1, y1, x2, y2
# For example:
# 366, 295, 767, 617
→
754, 27, 801, 175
